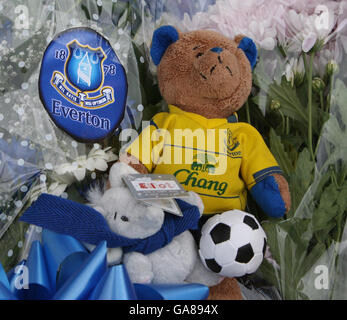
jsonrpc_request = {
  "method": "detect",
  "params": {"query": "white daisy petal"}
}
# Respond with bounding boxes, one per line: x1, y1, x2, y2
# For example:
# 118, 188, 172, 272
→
94, 158, 108, 171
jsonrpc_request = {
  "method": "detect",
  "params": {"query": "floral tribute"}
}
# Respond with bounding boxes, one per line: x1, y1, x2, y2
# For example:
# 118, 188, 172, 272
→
0, 0, 346, 300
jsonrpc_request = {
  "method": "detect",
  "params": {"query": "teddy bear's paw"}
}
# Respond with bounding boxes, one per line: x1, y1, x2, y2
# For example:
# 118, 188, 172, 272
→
123, 252, 154, 284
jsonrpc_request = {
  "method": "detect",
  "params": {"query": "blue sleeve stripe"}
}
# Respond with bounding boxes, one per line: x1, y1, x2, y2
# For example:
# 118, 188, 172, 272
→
150, 120, 159, 130
137, 119, 159, 135
253, 166, 283, 184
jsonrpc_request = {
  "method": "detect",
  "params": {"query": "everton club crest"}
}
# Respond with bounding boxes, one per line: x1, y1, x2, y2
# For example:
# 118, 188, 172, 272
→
39, 28, 127, 142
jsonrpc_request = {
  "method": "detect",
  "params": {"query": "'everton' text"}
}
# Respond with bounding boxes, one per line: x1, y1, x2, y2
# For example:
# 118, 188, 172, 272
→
51, 99, 111, 131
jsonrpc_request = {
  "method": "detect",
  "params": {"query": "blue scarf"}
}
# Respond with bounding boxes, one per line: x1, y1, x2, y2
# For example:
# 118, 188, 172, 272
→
20, 194, 200, 255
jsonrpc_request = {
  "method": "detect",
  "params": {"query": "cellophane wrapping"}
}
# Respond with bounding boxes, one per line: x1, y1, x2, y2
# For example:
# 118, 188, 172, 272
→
0, 0, 346, 300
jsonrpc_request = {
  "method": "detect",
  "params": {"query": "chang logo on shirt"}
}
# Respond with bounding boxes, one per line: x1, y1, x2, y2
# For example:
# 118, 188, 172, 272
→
191, 153, 218, 173
174, 153, 228, 196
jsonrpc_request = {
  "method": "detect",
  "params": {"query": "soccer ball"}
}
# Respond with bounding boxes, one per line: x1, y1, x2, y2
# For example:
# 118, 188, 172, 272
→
199, 210, 267, 278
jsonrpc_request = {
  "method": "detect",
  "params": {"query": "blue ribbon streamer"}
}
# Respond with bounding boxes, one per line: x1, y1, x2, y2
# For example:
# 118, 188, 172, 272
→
0, 230, 209, 300
42, 229, 89, 291
89, 264, 137, 300
53, 241, 108, 300
18, 241, 53, 300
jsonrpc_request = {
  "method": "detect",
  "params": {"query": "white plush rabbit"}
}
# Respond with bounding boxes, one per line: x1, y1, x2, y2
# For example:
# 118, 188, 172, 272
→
85, 162, 222, 286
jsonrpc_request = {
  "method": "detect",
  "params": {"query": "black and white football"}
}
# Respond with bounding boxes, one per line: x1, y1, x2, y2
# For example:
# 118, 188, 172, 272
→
199, 210, 267, 278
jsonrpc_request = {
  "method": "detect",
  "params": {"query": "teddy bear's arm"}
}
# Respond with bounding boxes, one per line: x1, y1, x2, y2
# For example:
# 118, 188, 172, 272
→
272, 173, 291, 212
239, 126, 291, 218
250, 174, 291, 218
119, 153, 149, 174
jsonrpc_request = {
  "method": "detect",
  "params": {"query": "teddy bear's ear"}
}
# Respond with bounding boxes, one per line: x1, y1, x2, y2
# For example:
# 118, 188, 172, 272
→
150, 25, 180, 66
237, 36, 258, 70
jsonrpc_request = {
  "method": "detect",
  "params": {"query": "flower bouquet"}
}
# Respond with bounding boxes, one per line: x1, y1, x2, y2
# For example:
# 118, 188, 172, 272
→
0, 0, 347, 300
162, 0, 347, 299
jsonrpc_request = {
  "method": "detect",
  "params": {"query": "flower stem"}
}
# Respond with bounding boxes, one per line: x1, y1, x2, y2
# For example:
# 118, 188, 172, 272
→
279, 110, 285, 134
307, 52, 315, 161
286, 117, 290, 135
245, 100, 251, 124
326, 74, 335, 113
320, 92, 325, 111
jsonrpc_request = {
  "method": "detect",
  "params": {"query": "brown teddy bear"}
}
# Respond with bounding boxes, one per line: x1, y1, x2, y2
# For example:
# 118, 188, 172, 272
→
121, 26, 291, 300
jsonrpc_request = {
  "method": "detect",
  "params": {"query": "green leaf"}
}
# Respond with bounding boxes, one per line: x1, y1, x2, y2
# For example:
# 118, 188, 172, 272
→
129, 4, 142, 37
253, 58, 272, 92
288, 149, 314, 215
322, 80, 347, 166
252, 94, 268, 110
81, 0, 99, 20
0, 216, 27, 272
269, 129, 294, 176
300, 242, 328, 276
312, 183, 340, 232
258, 259, 280, 288
111, 1, 128, 27
261, 221, 282, 267
336, 182, 347, 210
268, 81, 308, 128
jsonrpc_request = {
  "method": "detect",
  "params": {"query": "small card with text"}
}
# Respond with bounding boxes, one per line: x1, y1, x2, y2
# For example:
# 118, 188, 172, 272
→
122, 174, 189, 216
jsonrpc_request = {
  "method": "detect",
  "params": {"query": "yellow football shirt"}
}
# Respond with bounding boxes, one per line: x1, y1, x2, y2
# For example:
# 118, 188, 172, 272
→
126, 105, 282, 214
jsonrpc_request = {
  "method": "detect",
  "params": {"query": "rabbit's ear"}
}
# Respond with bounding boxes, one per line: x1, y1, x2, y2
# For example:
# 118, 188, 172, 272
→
86, 185, 104, 207
109, 162, 138, 188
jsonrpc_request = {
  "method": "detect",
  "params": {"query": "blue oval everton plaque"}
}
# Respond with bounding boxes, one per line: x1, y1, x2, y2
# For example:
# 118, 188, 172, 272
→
39, 28, 127, 142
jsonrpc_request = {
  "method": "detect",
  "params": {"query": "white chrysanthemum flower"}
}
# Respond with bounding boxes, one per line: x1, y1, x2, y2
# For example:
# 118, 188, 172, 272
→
54, 147, 118, 182
284, 56, 305, 86
283, 6, 347, 53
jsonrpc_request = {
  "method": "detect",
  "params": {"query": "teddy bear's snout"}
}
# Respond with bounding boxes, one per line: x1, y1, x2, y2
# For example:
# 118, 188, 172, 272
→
210, 47, 223, 54
193, 47, 241, 99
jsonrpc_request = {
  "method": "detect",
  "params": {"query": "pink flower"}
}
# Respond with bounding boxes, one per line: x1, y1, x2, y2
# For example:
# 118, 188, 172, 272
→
282, 2, 347, 53
162, 0, 347, 54
163, 0, 289, 50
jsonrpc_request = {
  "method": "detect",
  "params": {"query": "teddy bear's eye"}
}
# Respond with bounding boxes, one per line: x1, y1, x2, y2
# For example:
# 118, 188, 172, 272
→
196, 52, 204, 58
121, 216, 129, 222
226, 66, 233, 76
193, 46, 200, 50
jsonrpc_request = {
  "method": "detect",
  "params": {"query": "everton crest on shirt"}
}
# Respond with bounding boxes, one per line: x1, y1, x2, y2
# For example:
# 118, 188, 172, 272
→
39, 27, 127, 142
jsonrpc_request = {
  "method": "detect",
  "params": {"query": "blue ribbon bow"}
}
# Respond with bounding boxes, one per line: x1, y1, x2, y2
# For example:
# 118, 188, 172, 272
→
0, 230, 209, 300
